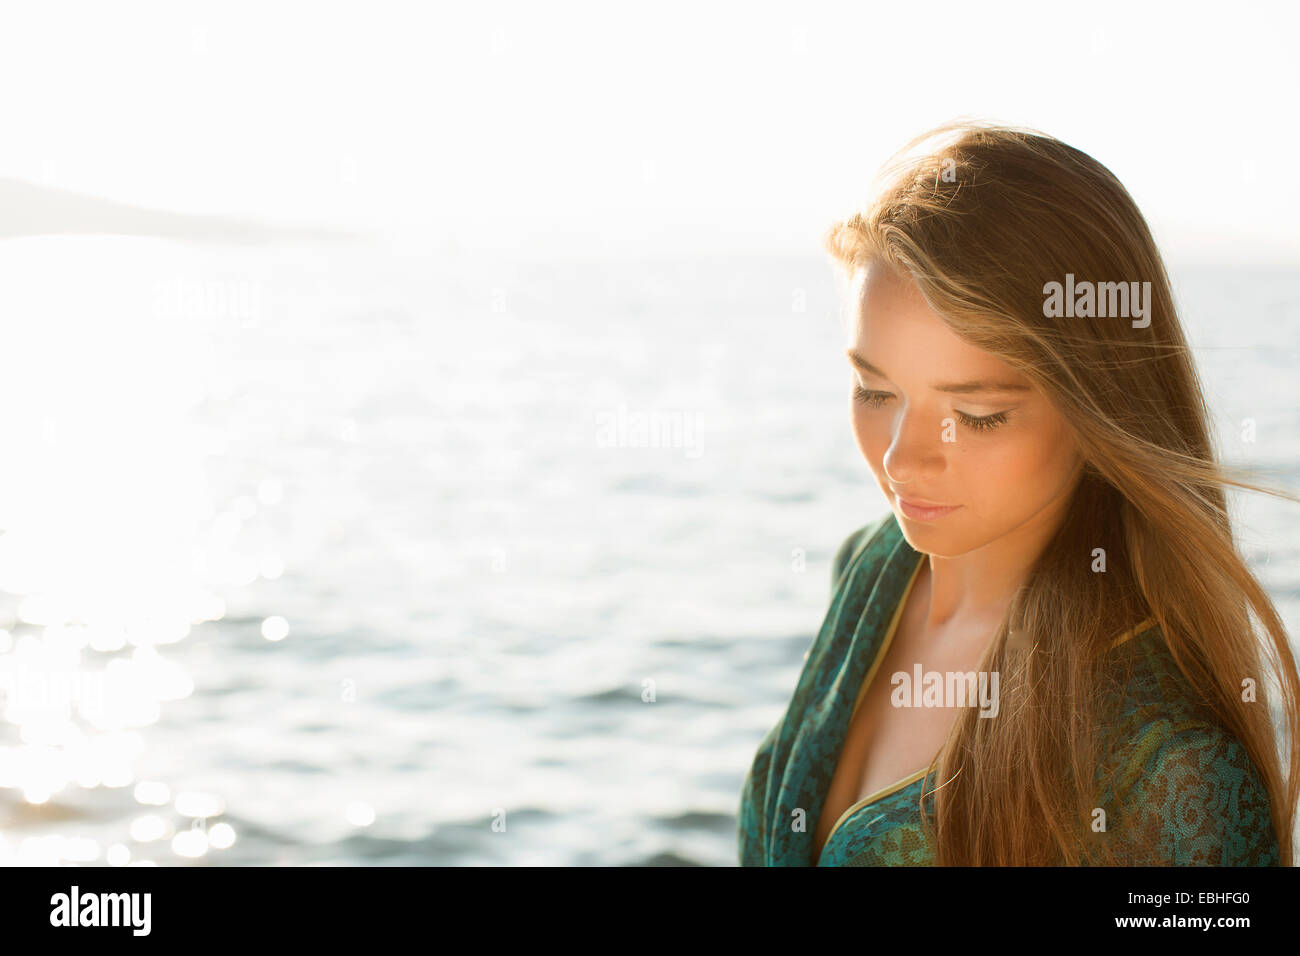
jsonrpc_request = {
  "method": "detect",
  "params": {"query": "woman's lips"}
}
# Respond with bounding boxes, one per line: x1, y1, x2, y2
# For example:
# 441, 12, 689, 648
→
895, 496, 961, 521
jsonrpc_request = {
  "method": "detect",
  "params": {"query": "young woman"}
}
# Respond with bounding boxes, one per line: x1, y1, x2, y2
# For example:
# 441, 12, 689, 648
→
738, 121, 1300, 866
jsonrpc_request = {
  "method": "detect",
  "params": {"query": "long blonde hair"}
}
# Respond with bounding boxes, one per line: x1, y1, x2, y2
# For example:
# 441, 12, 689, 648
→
824, 120, 1300, 865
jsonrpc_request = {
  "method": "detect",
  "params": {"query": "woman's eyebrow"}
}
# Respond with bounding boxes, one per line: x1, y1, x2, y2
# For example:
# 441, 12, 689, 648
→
846, 350, 1032, 395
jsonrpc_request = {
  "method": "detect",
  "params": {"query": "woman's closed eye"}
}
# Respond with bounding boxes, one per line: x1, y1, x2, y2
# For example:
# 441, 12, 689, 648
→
851, 384, 1011, 432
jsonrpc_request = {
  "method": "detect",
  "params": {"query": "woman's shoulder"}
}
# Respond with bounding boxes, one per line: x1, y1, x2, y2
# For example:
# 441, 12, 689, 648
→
1103, 622, 1229, 733
1096, 625, 1280, 864
1100, 715, 1279, 864
1101, 622, 1238, 766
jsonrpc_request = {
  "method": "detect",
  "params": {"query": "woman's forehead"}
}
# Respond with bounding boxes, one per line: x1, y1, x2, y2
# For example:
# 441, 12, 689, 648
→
850, 275, 1029, 385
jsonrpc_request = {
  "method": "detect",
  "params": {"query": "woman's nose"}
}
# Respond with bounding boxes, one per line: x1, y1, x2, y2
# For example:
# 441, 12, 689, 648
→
882, 408, 947, 485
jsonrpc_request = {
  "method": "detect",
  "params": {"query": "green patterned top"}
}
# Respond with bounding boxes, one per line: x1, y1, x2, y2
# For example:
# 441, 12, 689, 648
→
737, 512, 1281, 866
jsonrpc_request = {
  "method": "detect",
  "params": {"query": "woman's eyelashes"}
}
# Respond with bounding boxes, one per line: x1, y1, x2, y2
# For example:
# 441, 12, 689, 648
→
955, 409, 1009, 432
851, 385, 1010, 432
851, 384, 889, 408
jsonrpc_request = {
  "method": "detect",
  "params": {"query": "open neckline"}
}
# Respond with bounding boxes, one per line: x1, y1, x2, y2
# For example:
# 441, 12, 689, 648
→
816, 550, 929, 859
812, 532, 1160, 863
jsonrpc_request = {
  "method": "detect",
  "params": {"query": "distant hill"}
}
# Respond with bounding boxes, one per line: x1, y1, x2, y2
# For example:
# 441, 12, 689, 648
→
0, 177, 362, 243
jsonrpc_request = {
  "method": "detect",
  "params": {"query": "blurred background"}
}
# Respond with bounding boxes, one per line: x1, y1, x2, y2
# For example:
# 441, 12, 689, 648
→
0, 1, 1296, 865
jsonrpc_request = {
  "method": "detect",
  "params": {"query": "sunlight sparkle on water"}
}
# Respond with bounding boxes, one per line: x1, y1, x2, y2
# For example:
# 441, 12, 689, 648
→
346, 801, 376, 826
208, 822, 237, 849
0, 238, 299, 865
106, 843, 132, 866
130, 814, 172, 843
175, 790, 226, 818
171, 827, 209, 858
261, 616, 290, 641
134, 780, 171, 805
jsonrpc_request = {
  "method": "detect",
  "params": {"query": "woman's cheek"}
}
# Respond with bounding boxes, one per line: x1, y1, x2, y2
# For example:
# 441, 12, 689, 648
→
985, 433, 1053, 514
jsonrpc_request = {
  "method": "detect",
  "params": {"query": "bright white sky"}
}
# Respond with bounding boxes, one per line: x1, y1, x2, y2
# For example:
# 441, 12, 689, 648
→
2, 0, 1297, 260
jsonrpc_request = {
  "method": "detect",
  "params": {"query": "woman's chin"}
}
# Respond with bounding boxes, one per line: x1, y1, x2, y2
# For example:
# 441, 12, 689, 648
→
893, 517, 964, 557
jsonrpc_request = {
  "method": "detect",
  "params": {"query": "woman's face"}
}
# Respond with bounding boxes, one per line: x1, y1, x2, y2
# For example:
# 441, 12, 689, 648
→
848, 261, 1084, 557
